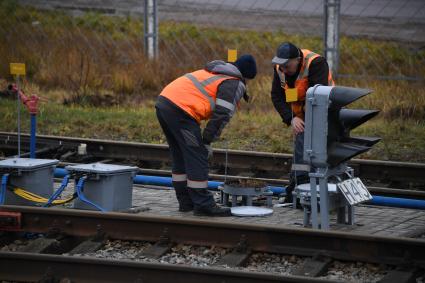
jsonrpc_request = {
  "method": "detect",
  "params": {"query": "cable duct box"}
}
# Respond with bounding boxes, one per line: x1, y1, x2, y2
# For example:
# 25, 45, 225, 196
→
66, 163, 138, 211
0, 158, 59, 206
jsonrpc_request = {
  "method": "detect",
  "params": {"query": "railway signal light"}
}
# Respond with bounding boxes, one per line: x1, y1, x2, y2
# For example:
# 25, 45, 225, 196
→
303, 85, 380, 169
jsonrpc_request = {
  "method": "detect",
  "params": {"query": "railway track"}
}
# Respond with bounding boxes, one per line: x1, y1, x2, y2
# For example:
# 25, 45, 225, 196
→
0, 205, 424, 282
1, 132, 424, 191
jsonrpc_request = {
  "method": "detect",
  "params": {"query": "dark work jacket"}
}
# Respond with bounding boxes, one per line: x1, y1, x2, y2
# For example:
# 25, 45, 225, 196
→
271, 55, 330, 126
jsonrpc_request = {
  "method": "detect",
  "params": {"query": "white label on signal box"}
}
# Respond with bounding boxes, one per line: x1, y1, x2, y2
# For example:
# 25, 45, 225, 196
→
337, 177, 372, 205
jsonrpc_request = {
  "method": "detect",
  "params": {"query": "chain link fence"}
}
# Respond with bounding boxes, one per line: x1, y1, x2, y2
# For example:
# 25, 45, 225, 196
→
0, 0, 424, 101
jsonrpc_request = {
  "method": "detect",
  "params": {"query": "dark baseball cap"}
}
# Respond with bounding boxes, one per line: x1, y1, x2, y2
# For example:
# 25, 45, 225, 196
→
271, 42, 300, 65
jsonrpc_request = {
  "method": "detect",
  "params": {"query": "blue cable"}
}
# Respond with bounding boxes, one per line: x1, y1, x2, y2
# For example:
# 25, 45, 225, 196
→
44, 175, 70, 207
0, 174, 9, 205
75, 176, 107, 212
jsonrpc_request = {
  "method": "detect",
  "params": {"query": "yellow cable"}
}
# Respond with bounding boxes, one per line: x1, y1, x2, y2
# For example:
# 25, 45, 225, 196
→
18, 189, 41, 199
12, 187, 74, 205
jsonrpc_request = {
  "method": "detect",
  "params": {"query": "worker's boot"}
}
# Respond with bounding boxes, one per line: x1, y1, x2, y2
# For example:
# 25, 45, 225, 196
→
194, 204, 231, 217
284, 175, 309, 209
284, 178, 295, 204
173, 181, 194, 212
187, 187, 231, 216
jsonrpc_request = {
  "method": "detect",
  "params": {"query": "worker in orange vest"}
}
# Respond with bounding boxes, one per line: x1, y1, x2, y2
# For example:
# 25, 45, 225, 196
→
156, 55, 257, 216
271, 42, 334, 205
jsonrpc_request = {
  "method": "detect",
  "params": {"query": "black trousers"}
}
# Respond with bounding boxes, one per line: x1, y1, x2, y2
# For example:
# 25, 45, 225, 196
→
286, 132, 313, 202
155, 96, 215, 209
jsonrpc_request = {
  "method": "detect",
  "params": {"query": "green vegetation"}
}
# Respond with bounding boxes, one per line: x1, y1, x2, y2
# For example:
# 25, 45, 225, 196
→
1, 95, 424, 162
0, 1, 424, 162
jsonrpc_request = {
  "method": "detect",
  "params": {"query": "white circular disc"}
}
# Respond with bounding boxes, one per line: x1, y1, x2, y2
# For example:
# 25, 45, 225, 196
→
296, 183, 337, 193
231, 206, 273, 217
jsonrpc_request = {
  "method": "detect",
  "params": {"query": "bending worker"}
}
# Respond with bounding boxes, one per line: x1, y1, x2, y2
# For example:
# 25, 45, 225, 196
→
156, 55, 257, 216
270, 42, 334, 204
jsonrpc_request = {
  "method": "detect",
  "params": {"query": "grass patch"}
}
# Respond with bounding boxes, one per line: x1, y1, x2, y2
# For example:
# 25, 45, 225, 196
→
0, 1, 423, 100
1, 96, 424, 162
0, 2, 424, 162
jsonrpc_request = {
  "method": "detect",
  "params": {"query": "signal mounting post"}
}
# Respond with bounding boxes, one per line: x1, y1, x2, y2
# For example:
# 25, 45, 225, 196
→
302, 85, 380, 230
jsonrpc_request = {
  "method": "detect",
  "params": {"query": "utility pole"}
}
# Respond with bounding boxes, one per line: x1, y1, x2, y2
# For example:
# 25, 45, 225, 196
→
144, 0, 158, 59
324, 0, 340, 75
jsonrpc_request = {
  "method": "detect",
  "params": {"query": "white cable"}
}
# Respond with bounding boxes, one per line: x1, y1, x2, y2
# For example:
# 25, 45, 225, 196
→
224, 140, 228, 184
291, 107, 298, 190
16, 76, 21, 157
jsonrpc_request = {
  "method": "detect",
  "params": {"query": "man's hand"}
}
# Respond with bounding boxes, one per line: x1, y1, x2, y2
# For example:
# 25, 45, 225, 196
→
291, 116, 305, 135
204, 144, 213, 160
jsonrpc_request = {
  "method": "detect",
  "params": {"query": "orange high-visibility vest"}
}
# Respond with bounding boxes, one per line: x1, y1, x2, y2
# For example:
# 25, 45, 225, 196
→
276, 49, 335, 120
160, 70, 239, 123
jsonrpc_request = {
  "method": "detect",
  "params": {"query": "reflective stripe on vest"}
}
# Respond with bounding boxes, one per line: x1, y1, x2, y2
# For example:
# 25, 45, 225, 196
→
160, 69, 240, 122
183, 73, 237, 112
216, 98, 235, 112
202, 75, 238, 111
298, 52, 319, 79
200, 75, 230, 87
184, 73, 217, 111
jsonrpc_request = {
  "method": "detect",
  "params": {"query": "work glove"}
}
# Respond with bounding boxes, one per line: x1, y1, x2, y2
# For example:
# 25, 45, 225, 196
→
204, 144, 213, 160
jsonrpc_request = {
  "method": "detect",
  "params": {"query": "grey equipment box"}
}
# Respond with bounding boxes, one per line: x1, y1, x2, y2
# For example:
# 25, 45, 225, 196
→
0, 158, 59, 206
66, 163, 138, 212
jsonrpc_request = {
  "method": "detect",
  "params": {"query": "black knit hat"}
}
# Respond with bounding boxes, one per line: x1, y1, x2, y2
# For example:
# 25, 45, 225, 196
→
233, 54, 257, 79
272, 42, 301, 65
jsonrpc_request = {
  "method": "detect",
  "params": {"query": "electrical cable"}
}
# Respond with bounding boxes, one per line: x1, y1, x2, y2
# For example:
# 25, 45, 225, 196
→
75, 176, 106, 212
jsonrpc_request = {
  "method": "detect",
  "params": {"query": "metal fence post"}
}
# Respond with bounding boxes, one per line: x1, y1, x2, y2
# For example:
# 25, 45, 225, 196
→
324, 0, 340, 76
2, 1, 423, 83
144, 0, 158, 59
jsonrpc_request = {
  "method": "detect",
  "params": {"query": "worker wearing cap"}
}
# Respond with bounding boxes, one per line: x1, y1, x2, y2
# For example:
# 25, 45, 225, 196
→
271, 42, 334, 204
156, 55, 257, 216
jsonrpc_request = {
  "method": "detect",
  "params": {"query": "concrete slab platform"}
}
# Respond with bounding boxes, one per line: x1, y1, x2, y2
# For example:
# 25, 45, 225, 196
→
129, 186, 425, 238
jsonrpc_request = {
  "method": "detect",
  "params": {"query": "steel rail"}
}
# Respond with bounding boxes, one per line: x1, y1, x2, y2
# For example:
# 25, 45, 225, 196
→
1, 206, 424, 268
0, 252, 339, 283
1, 132, 424, 186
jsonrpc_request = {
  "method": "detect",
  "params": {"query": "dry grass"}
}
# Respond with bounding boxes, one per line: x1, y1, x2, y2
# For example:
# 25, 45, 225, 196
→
1, 2, 424, 162
1, 2, 423, 106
